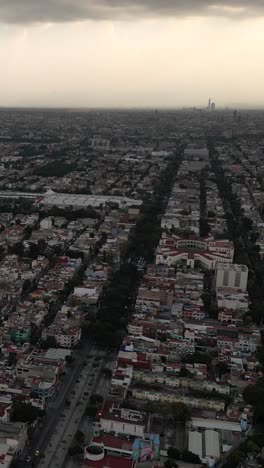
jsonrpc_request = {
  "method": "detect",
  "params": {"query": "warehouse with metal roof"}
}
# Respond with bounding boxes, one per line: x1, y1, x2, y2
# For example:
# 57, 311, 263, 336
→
188, 430, 203, 459
205, 429, 220, 458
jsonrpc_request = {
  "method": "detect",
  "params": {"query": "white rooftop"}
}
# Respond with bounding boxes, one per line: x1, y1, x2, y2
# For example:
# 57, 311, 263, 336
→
44, 348, 71, 360
205, 430, 220, 458
188, 430, 203, 459
191, 417, 241, 432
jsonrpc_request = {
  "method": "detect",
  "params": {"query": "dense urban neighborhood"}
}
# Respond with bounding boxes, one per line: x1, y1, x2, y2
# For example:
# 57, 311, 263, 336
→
0, 108, 264, 468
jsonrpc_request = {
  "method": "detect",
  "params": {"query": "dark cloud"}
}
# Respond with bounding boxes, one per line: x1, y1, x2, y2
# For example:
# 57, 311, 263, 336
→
0, 0, 264, 23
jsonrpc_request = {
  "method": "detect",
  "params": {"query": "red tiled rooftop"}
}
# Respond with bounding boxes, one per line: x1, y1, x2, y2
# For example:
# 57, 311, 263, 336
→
137, 353, 147, 361
92, 435, 133, 452
83, 454, 134, 468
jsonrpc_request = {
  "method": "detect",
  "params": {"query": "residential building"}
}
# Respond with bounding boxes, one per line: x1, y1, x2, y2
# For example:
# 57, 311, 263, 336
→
216, 263, 248, 291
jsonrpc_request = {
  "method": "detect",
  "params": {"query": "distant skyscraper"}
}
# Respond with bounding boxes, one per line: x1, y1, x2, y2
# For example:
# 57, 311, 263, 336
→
210, 102, 216, 111
208, 98, 211, 110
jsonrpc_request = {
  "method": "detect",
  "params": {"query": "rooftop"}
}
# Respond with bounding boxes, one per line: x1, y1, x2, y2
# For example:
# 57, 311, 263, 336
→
83, 453, 134, 468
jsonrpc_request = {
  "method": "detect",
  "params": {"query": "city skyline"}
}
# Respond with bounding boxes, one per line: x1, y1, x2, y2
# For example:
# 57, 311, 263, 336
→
0, 0, 264, 108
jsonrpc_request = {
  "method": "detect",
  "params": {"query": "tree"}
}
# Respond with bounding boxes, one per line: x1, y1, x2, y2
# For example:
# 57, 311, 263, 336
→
22, 279, 32, 296
183, 351, 212, 367
155, 403, 171, 433
28, 242, 40, 259
251, 231, 260, 243
215, 361, 230, 377
86, 405, 98, 417
242, 216, 253, 232
179, 367, 191, 378
102, 368, 112, 379
90, 394, 103, 406
201, 292, 211, 310
9, 242, 24, 257
257, 345, 264, 368
164, 460, 178, 468
181, 450, 201, 464
208, 210, 216, 218
11, 402, 45, 423
200, 219, 210, 237
75, 430, 85, 445
170, 402, 191, 423
65, 355, 74, 366
34, 161, 77, 178
80, 320, 92, 337
101, 232, 108, 244
249, 303, 264, 325
224, 450, 246, 468
208, 303, 219, 319
37, 238, 47, 254
68, 446, 84, 456
167, 447, 181, 460
42, 336, 57, 349
243, 379, 264, 422
243, 380, 264, 405
144, 401, 155, 413
223, 434, 264, 468
8, 352, 17, 366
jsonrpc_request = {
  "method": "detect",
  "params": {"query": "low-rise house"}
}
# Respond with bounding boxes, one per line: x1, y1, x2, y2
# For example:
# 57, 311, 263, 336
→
0, 421, 28, 457
131, 387, 225, 411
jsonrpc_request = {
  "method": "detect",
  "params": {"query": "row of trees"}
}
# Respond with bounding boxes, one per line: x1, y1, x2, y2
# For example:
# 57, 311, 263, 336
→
199, 169, 210, 237
34, 160, 77, 178
81, 262, 138, 347
223, 433, 264, 468
208, 138, 264, 425
41, 205, 100, 220
86, 394, 104, 417
144, 401, 191, 428
126, 149, 184, 263
165, 447, 201, 466
81, 150, 184, 348
208, 138, 264, 323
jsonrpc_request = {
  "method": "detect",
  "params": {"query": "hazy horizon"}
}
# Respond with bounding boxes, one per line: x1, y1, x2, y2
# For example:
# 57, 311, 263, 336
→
1, 105, 264, 111
1, 1, 264, 108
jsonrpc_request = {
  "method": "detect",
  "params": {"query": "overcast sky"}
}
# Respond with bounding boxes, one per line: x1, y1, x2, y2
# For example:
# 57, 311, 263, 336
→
1, 0, 264, 108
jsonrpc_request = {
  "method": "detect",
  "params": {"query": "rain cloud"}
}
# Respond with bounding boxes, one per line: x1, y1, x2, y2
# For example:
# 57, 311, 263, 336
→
1, 0, 264, 24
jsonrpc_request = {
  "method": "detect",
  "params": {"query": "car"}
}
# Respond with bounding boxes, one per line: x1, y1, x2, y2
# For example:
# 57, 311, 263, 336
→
35, 450, 40, 456
26, 456, 32, 463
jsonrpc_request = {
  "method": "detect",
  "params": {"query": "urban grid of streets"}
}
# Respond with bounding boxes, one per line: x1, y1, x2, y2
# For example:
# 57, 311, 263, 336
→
1, 109, 264, 468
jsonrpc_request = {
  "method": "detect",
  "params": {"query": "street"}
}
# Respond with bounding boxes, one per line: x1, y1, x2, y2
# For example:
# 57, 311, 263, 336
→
19, 344, 104, 467
63, 351, 116, 468
38, 352, 104, 467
